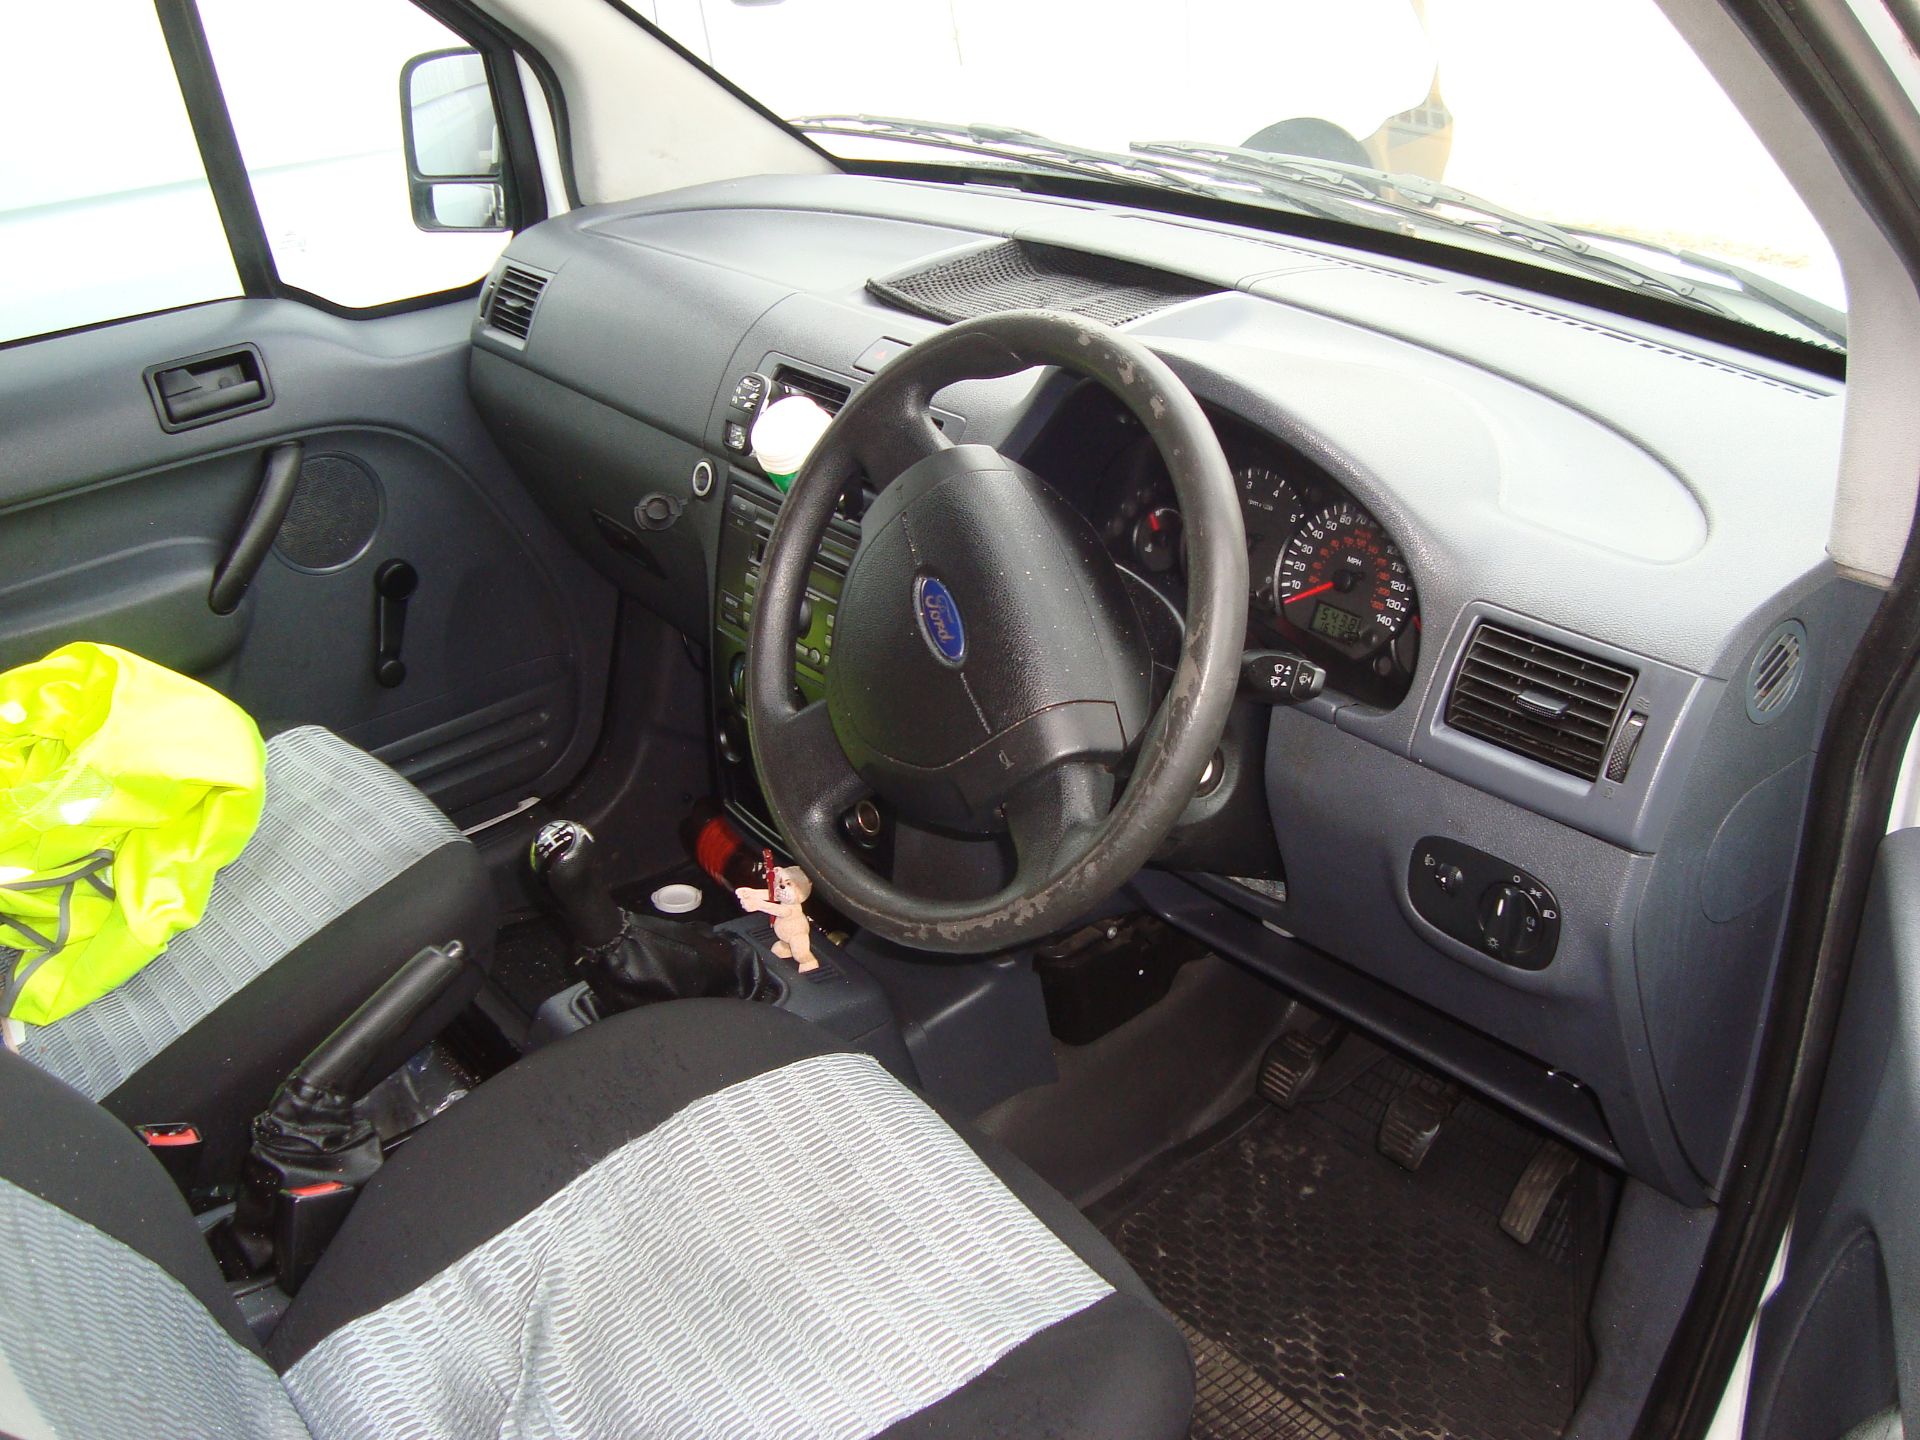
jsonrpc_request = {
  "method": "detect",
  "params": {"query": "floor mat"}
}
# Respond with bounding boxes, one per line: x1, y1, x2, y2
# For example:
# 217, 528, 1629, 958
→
1102, 1053, 1602, 1440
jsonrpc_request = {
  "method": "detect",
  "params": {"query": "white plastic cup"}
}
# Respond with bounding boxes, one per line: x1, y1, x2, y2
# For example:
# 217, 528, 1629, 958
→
750, 394, 834, 492
651, 882, 702, 915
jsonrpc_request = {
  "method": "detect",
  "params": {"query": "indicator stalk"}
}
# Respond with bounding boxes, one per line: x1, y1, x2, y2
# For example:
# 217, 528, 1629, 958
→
1242, 650, 1327, 705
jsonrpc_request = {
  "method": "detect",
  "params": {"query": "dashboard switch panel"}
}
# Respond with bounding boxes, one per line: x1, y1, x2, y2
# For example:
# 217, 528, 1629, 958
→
1408, 836, 1561, 970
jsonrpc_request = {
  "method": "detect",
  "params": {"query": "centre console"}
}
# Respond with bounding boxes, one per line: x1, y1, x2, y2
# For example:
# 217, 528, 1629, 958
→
711, 475, 861, 840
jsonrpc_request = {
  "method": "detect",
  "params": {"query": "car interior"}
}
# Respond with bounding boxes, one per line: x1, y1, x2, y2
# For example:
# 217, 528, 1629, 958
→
7, 1, 1920, 1438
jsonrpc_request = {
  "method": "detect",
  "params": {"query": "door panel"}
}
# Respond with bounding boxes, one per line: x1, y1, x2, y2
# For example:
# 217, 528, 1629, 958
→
1745, 828, 1920, 1440
0, 297, 614, 824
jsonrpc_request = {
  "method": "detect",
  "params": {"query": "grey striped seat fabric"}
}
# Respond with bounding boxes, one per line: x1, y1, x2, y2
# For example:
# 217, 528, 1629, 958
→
0, 1001, 1193, 1440
284, 1051, 1114, 1439
15, 725, 462, 1099
0, 1172, 312, 1440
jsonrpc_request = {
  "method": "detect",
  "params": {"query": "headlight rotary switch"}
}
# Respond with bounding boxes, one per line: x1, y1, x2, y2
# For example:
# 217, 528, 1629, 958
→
1477, 882, 1545, 961
1407, 836, 1561, 970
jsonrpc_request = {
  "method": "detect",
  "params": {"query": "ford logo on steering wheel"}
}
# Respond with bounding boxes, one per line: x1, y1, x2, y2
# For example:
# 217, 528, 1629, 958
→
915, 575, 967, 667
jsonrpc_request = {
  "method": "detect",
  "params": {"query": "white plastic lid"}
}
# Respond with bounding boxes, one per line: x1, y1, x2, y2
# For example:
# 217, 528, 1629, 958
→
750, 394, 834, 479
651, 882, 702, 915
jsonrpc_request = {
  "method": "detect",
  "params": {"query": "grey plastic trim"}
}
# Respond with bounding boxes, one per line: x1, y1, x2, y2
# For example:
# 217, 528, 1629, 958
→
1410, 600, 1721, 853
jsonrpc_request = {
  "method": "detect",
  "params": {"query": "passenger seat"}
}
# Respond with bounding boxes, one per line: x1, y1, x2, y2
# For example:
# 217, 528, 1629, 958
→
4, 726, 493, 1189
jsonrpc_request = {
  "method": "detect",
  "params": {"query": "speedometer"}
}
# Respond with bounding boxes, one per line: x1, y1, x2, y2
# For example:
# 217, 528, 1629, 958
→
1236, 462, 1307, 607
1274, 501, 1414, 653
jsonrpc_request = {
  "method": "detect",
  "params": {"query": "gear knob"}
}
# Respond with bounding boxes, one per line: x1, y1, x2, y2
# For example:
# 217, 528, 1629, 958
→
531, 821, 624, 949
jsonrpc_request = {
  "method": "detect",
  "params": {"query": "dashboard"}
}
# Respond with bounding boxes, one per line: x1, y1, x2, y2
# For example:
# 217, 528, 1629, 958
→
464, 170, 1863, 1211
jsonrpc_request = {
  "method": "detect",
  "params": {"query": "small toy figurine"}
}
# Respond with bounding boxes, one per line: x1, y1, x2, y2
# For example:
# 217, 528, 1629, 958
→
735, 848, 817, 971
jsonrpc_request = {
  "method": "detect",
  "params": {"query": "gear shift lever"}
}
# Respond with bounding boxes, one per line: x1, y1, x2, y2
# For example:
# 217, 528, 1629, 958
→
530, 820, 767, 1014
531, 821, 623, 948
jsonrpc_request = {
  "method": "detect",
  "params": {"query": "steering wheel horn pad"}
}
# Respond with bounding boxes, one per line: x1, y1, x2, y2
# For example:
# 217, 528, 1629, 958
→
825, 444, 1152, 831
746, 309, 1247, 953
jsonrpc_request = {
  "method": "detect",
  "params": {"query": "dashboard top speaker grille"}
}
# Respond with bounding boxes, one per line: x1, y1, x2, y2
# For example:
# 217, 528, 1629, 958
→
869, 241, 1217, 326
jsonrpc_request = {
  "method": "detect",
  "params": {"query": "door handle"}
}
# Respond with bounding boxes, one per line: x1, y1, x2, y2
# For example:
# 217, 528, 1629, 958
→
209, 442, 303, 616
144, 344, 272, 432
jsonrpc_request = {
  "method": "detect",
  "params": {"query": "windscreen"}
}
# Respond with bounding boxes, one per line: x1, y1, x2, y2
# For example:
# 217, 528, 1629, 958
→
638, 0, 1843, 345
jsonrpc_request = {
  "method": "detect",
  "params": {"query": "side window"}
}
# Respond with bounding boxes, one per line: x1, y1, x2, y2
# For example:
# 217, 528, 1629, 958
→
196, 0, 511, 308
0, 1, 242, 345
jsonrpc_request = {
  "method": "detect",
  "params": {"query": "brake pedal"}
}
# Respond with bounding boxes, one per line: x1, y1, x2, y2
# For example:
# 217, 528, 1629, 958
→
1378, 1075, 1460, 1170
1501, 1138, 1580, 1245
1258, 1023, 1340, 1109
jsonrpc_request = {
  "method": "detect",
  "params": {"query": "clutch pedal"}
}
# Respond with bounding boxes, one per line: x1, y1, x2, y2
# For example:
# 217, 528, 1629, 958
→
1257, 1014, 1343, 1109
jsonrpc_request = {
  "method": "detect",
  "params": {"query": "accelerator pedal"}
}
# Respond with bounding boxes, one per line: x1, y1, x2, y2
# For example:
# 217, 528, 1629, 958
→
1258, 1014, 1344, 1110
1378, 1075, 1461, 1171
1501, 1137, 1580, 1245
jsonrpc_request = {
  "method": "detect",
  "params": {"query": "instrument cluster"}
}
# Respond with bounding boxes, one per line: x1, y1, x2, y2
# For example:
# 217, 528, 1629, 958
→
1094, 410, 1421, 707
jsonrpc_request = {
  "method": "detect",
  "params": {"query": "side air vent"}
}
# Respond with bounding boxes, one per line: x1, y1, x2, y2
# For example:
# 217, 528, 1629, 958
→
485, 263, 550, 341
1747, 620, 1808, 724
1446, 623, 1637, 782
869, 241, 1217, 326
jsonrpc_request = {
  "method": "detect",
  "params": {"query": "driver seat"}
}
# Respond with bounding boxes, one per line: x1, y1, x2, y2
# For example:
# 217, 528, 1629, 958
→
0, 998, 1194, 1439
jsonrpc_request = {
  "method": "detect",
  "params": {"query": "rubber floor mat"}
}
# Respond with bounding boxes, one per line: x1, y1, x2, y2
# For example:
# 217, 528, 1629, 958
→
1102, 1055, 1602, 1440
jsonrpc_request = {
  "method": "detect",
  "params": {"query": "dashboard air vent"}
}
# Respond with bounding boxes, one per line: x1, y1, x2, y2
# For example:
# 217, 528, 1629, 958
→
1746, 620, 1807, 724
1446, 623, 1637, 782
486, 264, 549, 341
869, 241, 1216, 326
771, 366, 851, 415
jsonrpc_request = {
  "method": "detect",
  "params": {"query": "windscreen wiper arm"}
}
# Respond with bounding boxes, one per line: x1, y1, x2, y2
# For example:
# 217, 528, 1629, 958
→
1555, 225, 1846, 348
1132, 141, 1750, 325
794, 115, 1235, 202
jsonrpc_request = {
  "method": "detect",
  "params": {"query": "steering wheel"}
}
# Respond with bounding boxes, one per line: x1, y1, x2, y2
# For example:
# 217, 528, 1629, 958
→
746, 311, 1247, 952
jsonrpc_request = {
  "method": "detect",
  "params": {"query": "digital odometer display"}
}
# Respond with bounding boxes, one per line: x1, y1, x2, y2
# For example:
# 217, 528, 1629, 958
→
1310, 602, 1371, 643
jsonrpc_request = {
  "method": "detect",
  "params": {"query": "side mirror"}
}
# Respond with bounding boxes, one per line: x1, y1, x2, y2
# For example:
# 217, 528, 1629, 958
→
400, 48, 507, 232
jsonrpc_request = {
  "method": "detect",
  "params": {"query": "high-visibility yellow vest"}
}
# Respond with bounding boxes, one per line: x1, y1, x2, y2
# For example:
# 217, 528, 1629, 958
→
0, 643, 265, 1026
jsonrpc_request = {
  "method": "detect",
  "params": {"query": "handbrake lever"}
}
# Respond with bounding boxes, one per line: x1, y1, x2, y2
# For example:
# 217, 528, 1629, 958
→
230, 941, 471, 1290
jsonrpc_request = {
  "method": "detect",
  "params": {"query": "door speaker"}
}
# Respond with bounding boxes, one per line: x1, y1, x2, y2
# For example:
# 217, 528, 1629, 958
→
274, 452, 382, 572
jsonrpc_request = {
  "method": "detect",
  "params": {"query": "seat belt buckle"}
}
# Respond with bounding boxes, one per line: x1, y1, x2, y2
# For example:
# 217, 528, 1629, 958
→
273, 1182, 358, 1294
134, 1123, 203, 1189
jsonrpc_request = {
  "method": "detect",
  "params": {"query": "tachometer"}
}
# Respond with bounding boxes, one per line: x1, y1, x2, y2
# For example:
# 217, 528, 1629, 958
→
1275, 501, 1414, 653
1236, 462, 1307, 606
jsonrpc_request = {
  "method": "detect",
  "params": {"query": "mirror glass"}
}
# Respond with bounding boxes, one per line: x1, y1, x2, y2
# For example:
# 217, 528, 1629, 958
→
407, 51, 498, 178
429, 182, 505, 229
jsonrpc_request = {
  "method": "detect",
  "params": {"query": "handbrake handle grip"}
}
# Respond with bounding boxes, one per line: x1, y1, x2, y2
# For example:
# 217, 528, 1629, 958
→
289, 940, 471, 1104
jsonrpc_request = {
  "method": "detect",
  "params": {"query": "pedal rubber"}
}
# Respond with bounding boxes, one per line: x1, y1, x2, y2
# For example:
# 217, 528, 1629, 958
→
1501, 1138, 1579, 1245
1378, 1077, 1459, 1170
1258, 1031, 1330, 1110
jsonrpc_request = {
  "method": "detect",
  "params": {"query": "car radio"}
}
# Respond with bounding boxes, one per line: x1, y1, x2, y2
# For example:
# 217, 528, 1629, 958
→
712, 474, 860, 839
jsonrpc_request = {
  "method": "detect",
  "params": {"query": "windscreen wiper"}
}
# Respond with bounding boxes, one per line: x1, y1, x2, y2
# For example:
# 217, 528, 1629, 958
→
795, 115, 1226, 199
1556, 226, 1846, 349
1132, 141, 1752, 326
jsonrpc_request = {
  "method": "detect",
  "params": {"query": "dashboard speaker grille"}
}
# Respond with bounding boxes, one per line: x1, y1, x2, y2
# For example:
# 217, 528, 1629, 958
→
1446, 623, 1637, 781
869, 241, 1216, 326
485, 263, 549, 340
1746, 620, 1807, 724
